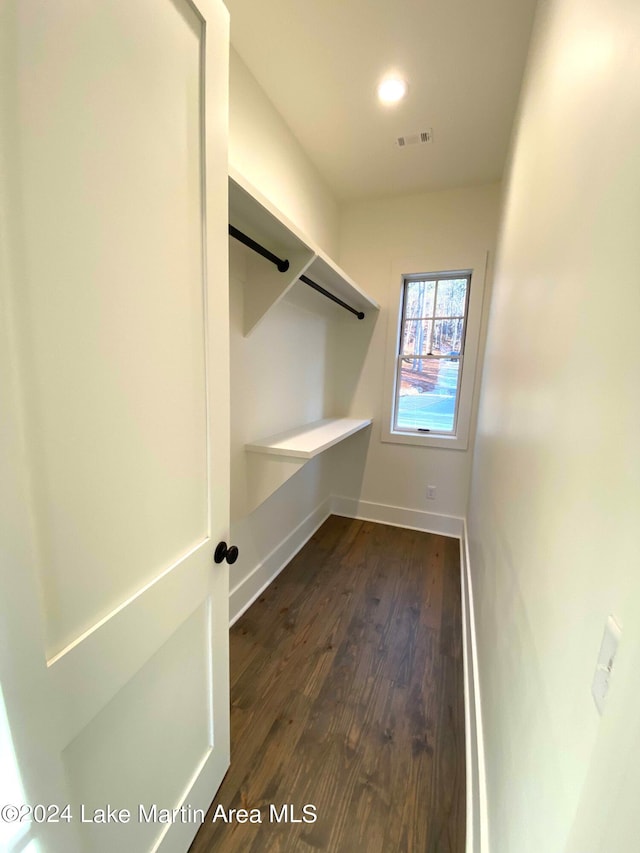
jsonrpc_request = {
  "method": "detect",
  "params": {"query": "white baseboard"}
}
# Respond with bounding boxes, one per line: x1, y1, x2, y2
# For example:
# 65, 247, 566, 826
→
460, 519, 488, 853
331, 495, 464, 538
228, 497, 332, 627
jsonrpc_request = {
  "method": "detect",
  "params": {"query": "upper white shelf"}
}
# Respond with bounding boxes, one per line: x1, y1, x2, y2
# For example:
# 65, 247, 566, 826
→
246, 417, 372, 460
229, 168, 379, 334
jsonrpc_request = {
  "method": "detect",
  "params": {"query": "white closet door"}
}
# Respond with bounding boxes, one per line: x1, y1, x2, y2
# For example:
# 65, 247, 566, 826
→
0, 1, 230, 851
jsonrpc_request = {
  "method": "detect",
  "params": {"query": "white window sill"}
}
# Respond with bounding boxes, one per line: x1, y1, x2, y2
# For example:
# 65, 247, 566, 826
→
380, 427, 469, 451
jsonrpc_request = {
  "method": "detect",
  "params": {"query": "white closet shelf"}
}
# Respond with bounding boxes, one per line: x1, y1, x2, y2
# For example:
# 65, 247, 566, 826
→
229, 168, 379, 334
246, 417, 372, 460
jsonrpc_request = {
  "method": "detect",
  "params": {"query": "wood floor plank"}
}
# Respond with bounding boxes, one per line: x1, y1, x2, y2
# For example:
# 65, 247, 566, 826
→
189, 516, 465, 853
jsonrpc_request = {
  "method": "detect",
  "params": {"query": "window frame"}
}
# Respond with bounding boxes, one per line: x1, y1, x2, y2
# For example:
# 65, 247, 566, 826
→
381, 255, 489, 451
394, 271, 471, 438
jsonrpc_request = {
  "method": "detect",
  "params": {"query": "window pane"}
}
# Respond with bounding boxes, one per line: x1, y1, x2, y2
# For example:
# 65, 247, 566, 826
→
396, 357, 460, 432
431, 318, 464, 356
404, 281, 435, 318
402, 319, 432, 355
435, 279, 467, 317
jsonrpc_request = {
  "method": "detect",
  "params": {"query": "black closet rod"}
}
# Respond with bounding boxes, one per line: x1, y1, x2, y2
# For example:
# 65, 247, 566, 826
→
229, 224, 290, 272
299, 274, 365, 320
228, 224, 365, 320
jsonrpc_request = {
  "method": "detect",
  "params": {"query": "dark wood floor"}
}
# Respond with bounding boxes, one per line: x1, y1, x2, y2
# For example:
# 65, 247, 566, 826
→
190, 515, 465, 853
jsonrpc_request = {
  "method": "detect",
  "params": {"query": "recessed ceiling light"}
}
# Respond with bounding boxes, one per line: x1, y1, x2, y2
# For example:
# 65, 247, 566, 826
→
377, 76, 408, 105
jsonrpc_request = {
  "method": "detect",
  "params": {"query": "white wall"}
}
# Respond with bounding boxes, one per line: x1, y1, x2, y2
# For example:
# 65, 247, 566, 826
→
227, 52, 342, 619
228, 246, 335, 617
229, 48, 339, 255
229, 242, 332, 519
335, 185, 501, 521
467, 0, 640, 849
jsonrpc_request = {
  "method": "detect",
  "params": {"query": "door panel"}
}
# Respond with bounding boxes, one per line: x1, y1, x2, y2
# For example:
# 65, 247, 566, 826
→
13, 0, 209, 657
0, 0, 230, 850
49, 544, 212, 749
62, 605, 211, 853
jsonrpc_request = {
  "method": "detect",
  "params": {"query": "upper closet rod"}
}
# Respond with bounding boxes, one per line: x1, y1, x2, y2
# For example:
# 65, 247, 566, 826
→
229, 224, 290, 272
228, 225, 365, 320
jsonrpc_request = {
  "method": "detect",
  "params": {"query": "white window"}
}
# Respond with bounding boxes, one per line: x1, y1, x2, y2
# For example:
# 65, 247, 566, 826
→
395, 272, 470, 435
382, 261, 487, 451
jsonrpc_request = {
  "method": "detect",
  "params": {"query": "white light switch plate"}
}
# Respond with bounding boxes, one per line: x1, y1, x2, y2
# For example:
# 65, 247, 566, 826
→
591, 615, 621, 715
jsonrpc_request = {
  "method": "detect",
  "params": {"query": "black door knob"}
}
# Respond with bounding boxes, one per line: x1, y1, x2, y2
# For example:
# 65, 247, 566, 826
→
214, 541, 239, 565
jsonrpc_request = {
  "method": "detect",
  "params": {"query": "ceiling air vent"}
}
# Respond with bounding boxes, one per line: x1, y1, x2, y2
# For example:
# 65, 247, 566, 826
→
396, 128, 433, 148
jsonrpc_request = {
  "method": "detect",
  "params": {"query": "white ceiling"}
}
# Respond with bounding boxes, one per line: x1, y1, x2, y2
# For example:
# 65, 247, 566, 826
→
224, 0, 539, 201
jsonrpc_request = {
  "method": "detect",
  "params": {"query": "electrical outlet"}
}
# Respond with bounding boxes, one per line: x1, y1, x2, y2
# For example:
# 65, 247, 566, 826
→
427, 485, 436, 500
